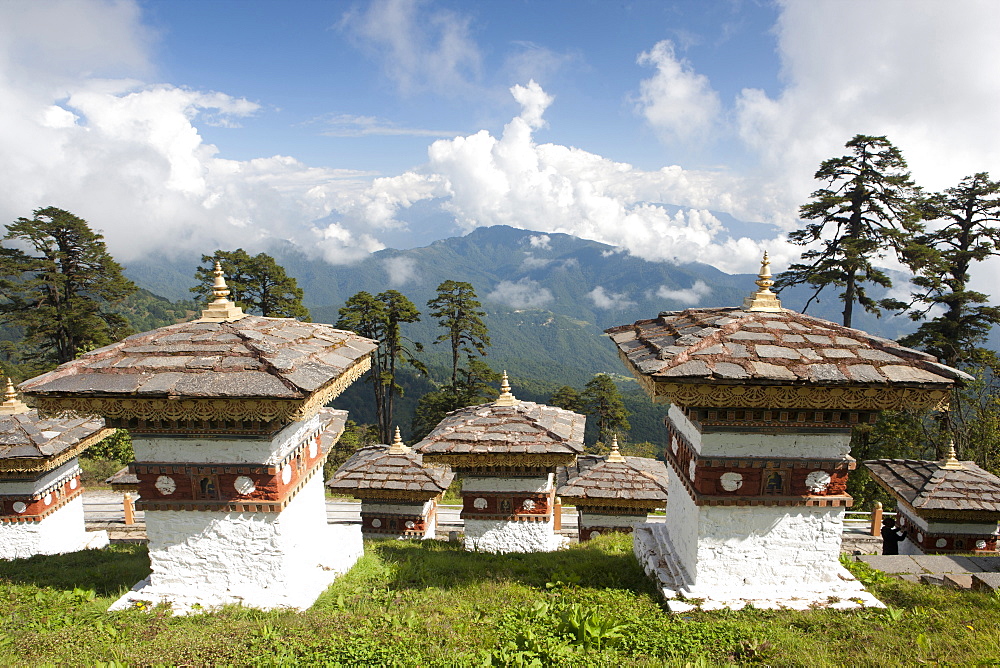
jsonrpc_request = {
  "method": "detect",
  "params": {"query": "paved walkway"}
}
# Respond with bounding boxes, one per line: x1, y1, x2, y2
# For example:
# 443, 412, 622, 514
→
855, 554, 1000, 591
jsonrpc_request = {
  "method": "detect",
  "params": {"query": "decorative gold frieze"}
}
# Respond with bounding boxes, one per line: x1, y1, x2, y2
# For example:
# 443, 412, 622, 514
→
30, 356, 370, 426
621, 363, 950, 411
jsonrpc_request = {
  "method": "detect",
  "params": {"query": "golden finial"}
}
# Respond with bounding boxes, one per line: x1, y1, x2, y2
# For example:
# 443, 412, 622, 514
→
198, 260, 247, 322
743, 251, 783, 312
940, 438, 963, 470
494, 370, 519, 407
0, 377, 29, 414
606, 433, 625, 462
388, 426, 409, 454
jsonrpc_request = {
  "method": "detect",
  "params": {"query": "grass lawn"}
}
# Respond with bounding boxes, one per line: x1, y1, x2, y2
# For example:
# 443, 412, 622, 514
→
0, 535, 998, 666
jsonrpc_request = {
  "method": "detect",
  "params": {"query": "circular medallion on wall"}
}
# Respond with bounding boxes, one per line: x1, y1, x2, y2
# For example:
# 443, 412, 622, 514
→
917, 532, 924, 543
281, 464, 292, 485
522, 499, 536, 510
591, 530, 601, 538
234, 476, 256, 495
805, 471, 832, 494
935, 538, 947, 548
977, 540, 988, 549
720, 472, 743, 492
12, 501, 26, 514
405, 521, 415, 529
69, 478, 78, 490
371, 518, 382, 528
474, 497, 488, 509
43, 493, 52, 506
155, 475, 176, 495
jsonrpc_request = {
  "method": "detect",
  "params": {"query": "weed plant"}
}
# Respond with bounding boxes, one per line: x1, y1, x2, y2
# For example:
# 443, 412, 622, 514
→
0, 535, 999, 665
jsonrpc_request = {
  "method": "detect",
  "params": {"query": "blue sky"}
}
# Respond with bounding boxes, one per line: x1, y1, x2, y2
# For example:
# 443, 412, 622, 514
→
2, 0, 1000, 293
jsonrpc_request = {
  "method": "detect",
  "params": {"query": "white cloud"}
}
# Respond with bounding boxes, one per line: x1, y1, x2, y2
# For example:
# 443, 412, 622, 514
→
588, 286, 636, 310
634, 40, 721, 144
338, 0, 483, 97
657, 280, 712, 305
487, 278, 554, 309
735, 0, 1000, 216
383, 255, 419, 286
520, 253, 551, 270
528, 234, 551, 250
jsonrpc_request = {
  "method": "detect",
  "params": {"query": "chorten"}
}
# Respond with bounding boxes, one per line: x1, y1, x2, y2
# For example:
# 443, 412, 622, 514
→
556, 436, 669, 541
20, 264, 377, 611
416, 373, 584, 553
606, 253, 969, 609
866, 441, 1000, 554
328, 427, 454, 539
0, 378, 112, 559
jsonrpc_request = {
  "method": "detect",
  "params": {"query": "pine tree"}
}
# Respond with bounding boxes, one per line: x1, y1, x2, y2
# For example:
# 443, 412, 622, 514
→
775, 135, 920, 327
582, 374, 630, 448
337, 290, 425, 442
192, 249, 309, 319
427, 280, 490, 388
0, 207, 136, 364
549, 385, 584, 412
899, 172, 1000, 367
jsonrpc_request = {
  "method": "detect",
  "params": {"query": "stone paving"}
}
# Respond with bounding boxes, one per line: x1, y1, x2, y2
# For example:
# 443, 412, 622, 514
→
856, 554, 1000, 591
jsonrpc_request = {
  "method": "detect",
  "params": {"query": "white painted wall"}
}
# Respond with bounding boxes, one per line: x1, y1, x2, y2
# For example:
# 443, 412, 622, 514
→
663, 466, 699, 575
668, 404, 852, 459
464, 518, 566, 553
461, 475, 553, 493
120, 469, 362, 611
132, 413, 322, 465
0, 497, 107, 560
898, 538, 923, 555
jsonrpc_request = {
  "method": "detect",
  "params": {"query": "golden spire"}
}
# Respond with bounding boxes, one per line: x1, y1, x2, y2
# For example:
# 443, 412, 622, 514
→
606, 433, 625, 462
940, 438, 964, 470
198, 261, 247, 322
494, 370, 519, 407
743, 251, 783, 312
388, 426, 409, 454
0, 377, 29, 415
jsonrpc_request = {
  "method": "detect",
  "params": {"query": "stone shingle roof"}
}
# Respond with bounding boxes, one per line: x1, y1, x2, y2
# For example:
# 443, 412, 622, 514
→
606, 307, 970, 387
0, 409, 108, 463
19, 316, 377, 399
415, 401, 585, 458
557, 454, 669, 503
106, 465, 139, 489
327, 445, 454, 497
865, 459, 1000, 514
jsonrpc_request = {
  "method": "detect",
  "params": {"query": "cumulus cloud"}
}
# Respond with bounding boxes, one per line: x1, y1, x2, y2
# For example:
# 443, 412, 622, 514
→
735, 0, 1000, 217
528, 234, 551, 250
338, 0, 483, 97
588, 286, 636, 310
657, 280, 712, 305
384, 255, 419, 286
634, 40, 721, 144
487, 278, 554, 309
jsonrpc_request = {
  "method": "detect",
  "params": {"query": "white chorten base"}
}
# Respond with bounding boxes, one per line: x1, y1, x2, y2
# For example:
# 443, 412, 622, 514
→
463, 518, 567, 553
110, 472, 362, 614
0, 496, 109, 560
632, 467, 882, 610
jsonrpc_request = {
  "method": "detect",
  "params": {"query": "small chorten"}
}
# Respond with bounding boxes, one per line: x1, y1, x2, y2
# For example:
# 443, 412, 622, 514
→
388, 426, 410, 454
494, 371, 519, 407
606, 434, 625, 463
940, 439, 964, 471
743, 251, 782, 312
198, 261, 246, 322
0, 378, 29, 415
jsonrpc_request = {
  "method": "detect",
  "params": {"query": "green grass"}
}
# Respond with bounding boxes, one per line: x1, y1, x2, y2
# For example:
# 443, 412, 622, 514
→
0, 536, 999, 666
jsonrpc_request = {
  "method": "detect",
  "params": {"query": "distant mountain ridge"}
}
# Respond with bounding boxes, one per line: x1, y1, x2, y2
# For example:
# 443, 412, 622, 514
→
123, 224, 919, 387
